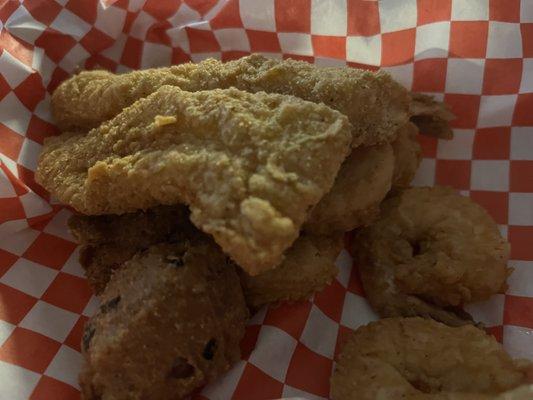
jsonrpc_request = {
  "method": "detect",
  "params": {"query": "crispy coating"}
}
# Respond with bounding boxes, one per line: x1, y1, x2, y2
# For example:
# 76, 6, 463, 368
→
37, 86, 352, 275
304, 143, 394, 234
69, 209, 343, 308
410, 93, 455, 140
240, 233, 343, 309
52, 54, 410, 146
392, 122, 422, 189
80, 241, 248, 400
353, 187, 510, 326
331, 318, 532, 400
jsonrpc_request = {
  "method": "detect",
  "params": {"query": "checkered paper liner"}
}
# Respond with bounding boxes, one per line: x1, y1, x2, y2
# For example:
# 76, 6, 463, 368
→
0, 0, 532, 398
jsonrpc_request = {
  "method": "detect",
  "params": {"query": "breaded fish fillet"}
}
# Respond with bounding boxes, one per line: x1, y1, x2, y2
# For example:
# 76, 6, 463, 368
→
38, 86, 351, 274
52, 54, 410, 146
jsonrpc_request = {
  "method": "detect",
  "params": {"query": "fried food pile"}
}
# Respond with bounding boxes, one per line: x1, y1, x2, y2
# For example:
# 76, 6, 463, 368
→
36, 54, 519, 400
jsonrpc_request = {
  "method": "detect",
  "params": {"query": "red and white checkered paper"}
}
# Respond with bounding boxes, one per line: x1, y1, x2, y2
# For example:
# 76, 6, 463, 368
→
0, 0, 532, 399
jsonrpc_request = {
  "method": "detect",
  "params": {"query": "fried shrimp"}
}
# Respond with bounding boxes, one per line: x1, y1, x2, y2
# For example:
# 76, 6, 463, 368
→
80, 241, 248, 400
391, 122, 422, 189
331, 318, 532, 400
304, 143, 394, 234
52, 54, 410, 146
37, 86, 352, 275
353, 186, 510, 326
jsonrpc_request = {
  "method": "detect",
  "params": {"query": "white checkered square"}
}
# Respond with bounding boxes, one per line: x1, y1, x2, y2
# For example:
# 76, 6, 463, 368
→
5, 5, 47, 44
61, 247, 85, 278
415, 21, 450, 60
0, 93, 32, 135
248, 326, 297, 382
0, 169, 16, 198
519, 58, 533, 94
311, 0, 347, 36
214, 28, 251, 52
335, 249, 352, 289
169, 3, 201, 29
59, 43, 91, 72
506, 261, 533, 297
510, 127, 533, 160
202, 360, 247, 398
44, 345, 83, 389
19, 301, 78, 342
503, 325, 533, 361
43, 208, 75, 242
412, 158, 436, 186
0, 320, 15, 347
382, 63, 414, 89
437, 129, 474, 159
445, 58, 484, 94
283, 384, 327, 400
0, 258, 57, 297
451, 0, 489, 20
486, 22, 523, 59
463, 294, 504, 326
470, 160, 509, 191
95, 2, 127, 38
477, 95, 517, 128
0, 51, 32, 88
239, 0, 276, 31
129, 10, 156, 40
82, 295, 100, 318
300, 306, 338, 359
521, 1, 533, 22
248, 306, 267, 325
19, 191, 52, 219
278, 33, 313, 56
31, 50, 55, 88
0, 223, 39, 256
101, 34, 127, 62
509, 193, 533, 226
379, 0, 417, 33
50, 8, 92, 39
16, 138, 41, 171
141, 42, 172, 69
0, 360, 40, 400
340, 292, 378, 330
346, 34, 381, 66
168, 26, 190, 52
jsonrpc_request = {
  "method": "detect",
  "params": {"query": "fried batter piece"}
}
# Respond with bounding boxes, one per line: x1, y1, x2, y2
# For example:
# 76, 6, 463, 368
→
52, 54, 410, 146
240, 232, 343, 309
391, 122, 422, 189
331, 318, 532, 400
37, 86, 352, 275
80, 241, 248, 400
410, 93, 455, 140
304, 143, 394, 234
353, 186, 510, 326
69, 209, 343, 309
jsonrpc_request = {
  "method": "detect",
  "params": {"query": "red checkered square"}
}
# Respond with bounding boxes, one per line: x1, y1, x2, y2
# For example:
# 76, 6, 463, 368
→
65, 0, 97, 24
119, 37, 143, 69
314, 279, 346, 322
311, 35, 346, 59
275, 0, 311, 33
80, 27, 115, 55
41, 273, 92, 314
510, 161, 533, 191
449, 21, 488, 58
186, 28, 220, 53
381, 28, 416, 66
184, 0, 218, 16
17, 164, 49, 202
444, 94, 481, 129
473, 127, 511, 159
489, 0, 520, 23
232, 363, 283, 400
469, 191, 508, 224
486, 325, 503, 343
347, 0, 380, 36
0, 283, 37, 325
26, 115, 59, 146
417, 0, 451, 25
504, 295, 533, 329
263, 301, 312, 339
13, 74, 46, 112
418, 134, 438, 158
513, 93, 533, 126
46, 66, 69, 93
347, 263, 364, 296
435, 159, 471, 190
240, 325, 261, 360
334, 324, 355, 359
247, 30, 281, 53
521, 24, 533, 57
146, 21, 172, 45
0, 249, 17, 277
23, 233, 77, 270
29, 375, 79, 400
0, 74, 10, 102
221, 51, 250, 62
508, 226, 533, 260
210, 0, 243, 29
412, 58, 447, 92
63, 315, 89, 353
0, 327, 60, 373
142, 0, 177, 20
34, 30, 76, 64
0, 123, 23, 161
0, 0, 19, 22
0, 197, 25, 224
285, 343, 333, 397
483, 59, 522, 95
0, 30, 33, 66
25, 0, 62, 26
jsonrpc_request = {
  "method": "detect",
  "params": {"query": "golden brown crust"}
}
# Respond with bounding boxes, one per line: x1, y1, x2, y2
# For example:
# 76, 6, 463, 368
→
39, 86, 352, 275
353, 186, 510, 326
331, 318, 532, 400
410, 93, 455, 140
391, 122, 422, 189
80, 241, 248, 400
52, 54, 410, 146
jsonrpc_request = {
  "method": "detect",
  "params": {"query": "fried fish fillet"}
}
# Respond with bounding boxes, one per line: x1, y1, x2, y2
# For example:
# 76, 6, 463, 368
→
38, 86, 351, 275
52, 54, 410, 146
69, 208, 343, 309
